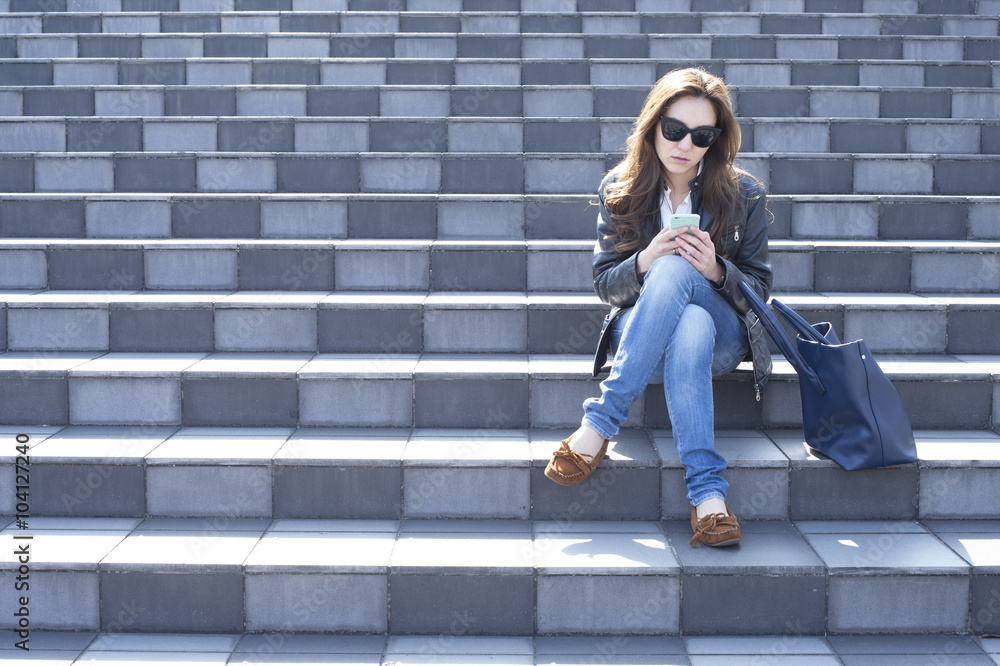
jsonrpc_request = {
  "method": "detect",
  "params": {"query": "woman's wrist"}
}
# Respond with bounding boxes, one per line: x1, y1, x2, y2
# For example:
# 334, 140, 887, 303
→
709, 259, 726, 286
636, 248, 650, 278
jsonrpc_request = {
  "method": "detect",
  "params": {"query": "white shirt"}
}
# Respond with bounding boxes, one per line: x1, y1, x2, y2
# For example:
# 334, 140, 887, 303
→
658, 160, 702, 227
659, 185, 693, 218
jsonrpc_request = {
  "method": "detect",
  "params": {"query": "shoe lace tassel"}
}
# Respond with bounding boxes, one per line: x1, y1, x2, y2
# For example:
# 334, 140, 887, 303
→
689, 513, 734, 547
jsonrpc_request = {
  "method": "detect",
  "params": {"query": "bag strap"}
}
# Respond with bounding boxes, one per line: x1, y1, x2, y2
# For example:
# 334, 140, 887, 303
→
771, 299, 832, 344
737, 282, 826, 395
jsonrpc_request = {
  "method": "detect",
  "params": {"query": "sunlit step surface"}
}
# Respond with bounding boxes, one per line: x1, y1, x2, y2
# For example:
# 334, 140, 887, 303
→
1, 515, 997, 635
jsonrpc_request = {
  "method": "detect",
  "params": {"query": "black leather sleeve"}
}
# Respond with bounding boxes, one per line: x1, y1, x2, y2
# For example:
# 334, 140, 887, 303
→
592, 172, 644, 308
711, 175, 773, 316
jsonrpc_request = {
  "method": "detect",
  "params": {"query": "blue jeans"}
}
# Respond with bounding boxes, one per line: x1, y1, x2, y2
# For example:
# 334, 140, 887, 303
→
583, 256, 749, 506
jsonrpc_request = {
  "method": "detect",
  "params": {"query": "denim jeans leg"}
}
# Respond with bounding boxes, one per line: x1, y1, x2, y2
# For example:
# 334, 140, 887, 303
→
582, 255, 748, 505
582, 256, 702, 439
663, 304, 727, 505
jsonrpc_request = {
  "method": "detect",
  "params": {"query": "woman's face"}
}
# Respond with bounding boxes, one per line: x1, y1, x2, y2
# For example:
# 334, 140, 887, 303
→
654, 95, 718, 188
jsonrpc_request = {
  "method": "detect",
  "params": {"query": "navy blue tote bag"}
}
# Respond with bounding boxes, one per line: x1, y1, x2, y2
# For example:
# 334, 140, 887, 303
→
737, 281, 917, 471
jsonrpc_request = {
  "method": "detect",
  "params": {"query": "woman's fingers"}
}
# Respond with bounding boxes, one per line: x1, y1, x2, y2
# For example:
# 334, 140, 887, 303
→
657, 233, 683, 257
653, 226, 713, 263
675, 231, 704, 256
683, 229, 715, 255
672, 229, 717, 276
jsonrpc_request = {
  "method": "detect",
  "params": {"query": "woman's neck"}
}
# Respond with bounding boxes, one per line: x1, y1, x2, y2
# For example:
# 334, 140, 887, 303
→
664, 166, 697, 196
665, 178, 688, 196
664, 173, 691, 206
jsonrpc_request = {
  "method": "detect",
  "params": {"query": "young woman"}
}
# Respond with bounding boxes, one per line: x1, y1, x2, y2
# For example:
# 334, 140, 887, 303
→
544, 68, 773, 547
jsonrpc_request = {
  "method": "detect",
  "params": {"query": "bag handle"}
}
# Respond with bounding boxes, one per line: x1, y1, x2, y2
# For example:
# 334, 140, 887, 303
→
737, 282, 826, 395
771, 299, 832, 344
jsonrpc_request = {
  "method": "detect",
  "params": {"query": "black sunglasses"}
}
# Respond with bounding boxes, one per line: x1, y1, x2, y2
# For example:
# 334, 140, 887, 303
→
659, 116, 722, 149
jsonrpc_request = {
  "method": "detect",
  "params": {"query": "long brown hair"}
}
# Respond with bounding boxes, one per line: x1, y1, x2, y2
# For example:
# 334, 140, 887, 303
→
602, 68, 753, 256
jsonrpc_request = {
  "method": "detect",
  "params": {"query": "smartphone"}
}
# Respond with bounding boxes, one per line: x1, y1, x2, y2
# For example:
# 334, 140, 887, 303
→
668, 213, 699, 235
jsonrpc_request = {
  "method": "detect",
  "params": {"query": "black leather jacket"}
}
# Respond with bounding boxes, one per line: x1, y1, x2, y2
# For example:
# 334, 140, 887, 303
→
591, 169, 773, 398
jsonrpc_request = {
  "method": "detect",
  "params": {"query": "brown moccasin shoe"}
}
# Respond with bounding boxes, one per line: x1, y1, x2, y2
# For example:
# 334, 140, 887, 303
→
689, 505, 741, 547
544, 430, 609, 486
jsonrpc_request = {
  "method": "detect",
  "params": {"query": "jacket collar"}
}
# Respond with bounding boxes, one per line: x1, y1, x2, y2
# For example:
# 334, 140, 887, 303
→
685, 163, 706, 228
686, 159, 704, 191
687, 168, 712, 233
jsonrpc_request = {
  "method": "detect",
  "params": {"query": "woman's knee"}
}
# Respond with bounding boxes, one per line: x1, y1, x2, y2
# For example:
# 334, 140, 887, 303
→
642, 255, 699, 294
679, 304, 715, 335
670, 306, 716, 355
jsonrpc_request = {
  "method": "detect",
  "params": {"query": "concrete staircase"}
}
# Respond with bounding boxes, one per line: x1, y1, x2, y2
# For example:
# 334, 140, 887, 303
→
1, 0, 1000, 655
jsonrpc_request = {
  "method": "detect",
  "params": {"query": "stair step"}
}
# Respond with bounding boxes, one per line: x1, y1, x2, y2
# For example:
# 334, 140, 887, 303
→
9, 425, 1000, 521
2, 515, 998, 635
0, 239, 997, 292
4, 33, 999, 62
2, 193, 998, 241
4, 150, 1000, 195
0, 0, 996, 15
2, 0, 999, 645
3, 291, 1000, 355
4, 631, 999, 663
0, 351, 997, 429
1, 10, 997, 37
2, 84, 996, 119
1, 57, 998, 89
2, 115, 998, 155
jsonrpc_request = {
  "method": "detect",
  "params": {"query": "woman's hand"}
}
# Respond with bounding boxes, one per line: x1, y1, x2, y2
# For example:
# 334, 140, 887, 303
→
636, 227, 685, 276
638, 226, 725, 285
674, 226, 725, 285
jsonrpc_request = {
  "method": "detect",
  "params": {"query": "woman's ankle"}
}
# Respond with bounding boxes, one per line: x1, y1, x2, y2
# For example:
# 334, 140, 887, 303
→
569, 425, 606, 458
695, 496, 728, 520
